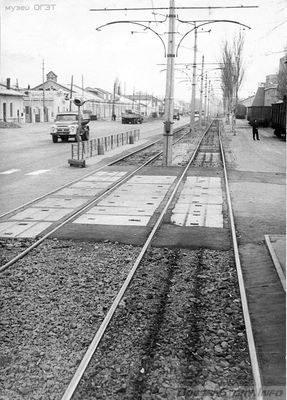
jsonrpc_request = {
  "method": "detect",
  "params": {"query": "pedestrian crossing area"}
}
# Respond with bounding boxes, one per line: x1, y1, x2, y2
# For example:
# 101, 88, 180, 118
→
0, 169, 51, 176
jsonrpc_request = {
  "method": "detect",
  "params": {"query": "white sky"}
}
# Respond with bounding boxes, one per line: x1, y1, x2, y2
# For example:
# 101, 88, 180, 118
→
1, 0, 286, 102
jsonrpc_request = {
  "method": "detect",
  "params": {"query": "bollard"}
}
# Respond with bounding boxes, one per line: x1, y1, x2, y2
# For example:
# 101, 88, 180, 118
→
90, 140, 93, 157
129, 133, 134, 144
98, 138, 105, 155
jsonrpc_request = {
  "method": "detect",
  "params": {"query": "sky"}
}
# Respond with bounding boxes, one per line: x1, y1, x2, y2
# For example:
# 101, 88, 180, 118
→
1, 0, 286, 102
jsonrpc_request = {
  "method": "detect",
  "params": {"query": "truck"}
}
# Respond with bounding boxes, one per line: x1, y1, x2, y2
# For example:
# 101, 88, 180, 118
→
121, 110, 143, 124
271, 98, 286, 139
50, 112, 90, 143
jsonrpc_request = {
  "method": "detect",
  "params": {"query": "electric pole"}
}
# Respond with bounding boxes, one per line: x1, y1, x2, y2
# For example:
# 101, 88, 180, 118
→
42, 59, 46, 122
199, 55, 204, 129
162, 0, 176, 166
190, 24, 197, 133
207, 80, 211, 120
204, 73, 208, 125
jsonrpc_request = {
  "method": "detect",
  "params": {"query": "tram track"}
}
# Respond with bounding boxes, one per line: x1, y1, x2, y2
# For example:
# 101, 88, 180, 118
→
0, 120, 261, 400
0, 123, 193, 271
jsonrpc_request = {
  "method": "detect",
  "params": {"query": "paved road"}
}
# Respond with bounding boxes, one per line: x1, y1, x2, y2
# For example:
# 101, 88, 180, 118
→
0, 117, 189, 215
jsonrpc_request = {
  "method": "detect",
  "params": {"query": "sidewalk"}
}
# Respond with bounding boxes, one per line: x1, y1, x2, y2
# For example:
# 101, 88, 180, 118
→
222, 118, 286, 390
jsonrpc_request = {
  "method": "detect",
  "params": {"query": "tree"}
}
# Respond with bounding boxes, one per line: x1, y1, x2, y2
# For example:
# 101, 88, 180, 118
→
220, 32, 245, 131
277, 47, 287, 100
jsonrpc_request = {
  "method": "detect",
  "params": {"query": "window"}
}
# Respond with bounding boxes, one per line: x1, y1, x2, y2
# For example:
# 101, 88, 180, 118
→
10, 102, 13, 117
56, 114, 77, 121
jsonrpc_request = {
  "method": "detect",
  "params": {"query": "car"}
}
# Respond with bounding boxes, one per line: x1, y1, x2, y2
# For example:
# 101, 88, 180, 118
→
121, 110, 144, 124
50, 112, 90, 143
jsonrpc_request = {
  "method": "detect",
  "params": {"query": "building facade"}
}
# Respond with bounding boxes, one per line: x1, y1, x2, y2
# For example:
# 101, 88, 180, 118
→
0, 80, 25, 123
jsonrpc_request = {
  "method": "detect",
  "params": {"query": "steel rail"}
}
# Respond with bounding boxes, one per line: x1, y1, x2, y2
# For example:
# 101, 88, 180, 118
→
0, 125, 190, 273
60, 121, 212, 400
0, 139, 160, 220
0, 124, 188, 220
218, 121, 263, 400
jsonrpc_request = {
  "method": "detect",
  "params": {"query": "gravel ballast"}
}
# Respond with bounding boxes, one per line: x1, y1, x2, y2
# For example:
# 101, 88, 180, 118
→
0, 240, 139, 399
0, 242, 253, 399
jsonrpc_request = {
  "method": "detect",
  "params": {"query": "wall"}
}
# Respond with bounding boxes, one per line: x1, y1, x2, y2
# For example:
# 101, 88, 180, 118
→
264, 87, 279, 106
0, 95, 25, 123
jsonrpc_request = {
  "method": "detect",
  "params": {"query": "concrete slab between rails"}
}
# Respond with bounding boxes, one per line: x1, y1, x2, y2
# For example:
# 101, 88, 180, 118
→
50, 223, 232, 250
50, 224, 152, 245
152, 225, 231, 250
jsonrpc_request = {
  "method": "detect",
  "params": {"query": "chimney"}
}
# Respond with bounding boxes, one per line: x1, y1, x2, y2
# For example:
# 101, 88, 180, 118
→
6, 78, 11, 89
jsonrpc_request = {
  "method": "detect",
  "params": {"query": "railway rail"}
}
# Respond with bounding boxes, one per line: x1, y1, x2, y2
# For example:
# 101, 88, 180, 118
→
0, 123, 193, 271
0, 120, 264, 400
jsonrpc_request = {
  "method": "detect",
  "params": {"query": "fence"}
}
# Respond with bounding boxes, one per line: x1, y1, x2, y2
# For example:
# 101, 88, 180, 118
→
68, 129, 140, 167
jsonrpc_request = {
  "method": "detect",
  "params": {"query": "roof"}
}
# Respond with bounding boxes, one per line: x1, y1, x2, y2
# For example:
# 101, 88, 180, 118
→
252, 86, 265, 107
264, 85, 278, 91
0, 84, 24, 97
69, 84, 103, 102
32, 80, 71, 92
125, 94, 162, 102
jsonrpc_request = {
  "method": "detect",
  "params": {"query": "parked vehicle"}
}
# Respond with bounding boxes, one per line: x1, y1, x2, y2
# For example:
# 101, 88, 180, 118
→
121, 110, 143, 124
50, 112, 90, 143
271, 98, 286, 139
173, 108, 180, 120
247, 106, 271, 127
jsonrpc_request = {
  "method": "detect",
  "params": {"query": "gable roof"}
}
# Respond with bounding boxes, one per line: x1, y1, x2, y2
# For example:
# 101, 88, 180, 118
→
252, 86, 265, 107
32, 80, 71, 92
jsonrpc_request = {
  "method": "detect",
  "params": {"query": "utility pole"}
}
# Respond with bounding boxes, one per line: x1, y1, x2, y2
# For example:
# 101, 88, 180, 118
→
207, 80, 211, 120
190, 24, 197, 133
198, 55, 204, 129
69, 75, 73, 112
203, 73, 208, 125
163, 0, 176, 166
42, 59, 46, 122
112, 78, 116, 120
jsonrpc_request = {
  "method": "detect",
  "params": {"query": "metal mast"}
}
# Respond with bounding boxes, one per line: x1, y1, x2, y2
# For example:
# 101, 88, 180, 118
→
190, 24, 197, 132
162, 0, 176, 166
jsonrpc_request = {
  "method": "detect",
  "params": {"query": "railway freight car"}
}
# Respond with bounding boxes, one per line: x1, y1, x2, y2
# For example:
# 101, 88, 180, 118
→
247, 106, 271, 127
235, 103, 246, 119
271, 97, 286, 139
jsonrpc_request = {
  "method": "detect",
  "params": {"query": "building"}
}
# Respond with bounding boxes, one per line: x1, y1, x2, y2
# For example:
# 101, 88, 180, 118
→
240, 95, 255, 108
28, 71, 72, 121
86, 87, 135, 120
125, 93, 164, 116
67, 84, 104, 118
0, 79, 25, 123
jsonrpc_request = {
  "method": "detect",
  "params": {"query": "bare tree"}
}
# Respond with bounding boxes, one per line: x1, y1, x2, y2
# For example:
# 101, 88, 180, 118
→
220, 32, 245, 132
277, 47, 287, 100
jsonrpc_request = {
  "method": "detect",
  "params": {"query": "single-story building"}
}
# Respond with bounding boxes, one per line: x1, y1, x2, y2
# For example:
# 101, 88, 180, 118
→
0, 80, 25, 123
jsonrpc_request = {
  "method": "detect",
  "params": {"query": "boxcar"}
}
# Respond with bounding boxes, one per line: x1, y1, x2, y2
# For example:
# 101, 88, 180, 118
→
271, 98, 286, 139
247, 106, 272, 127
